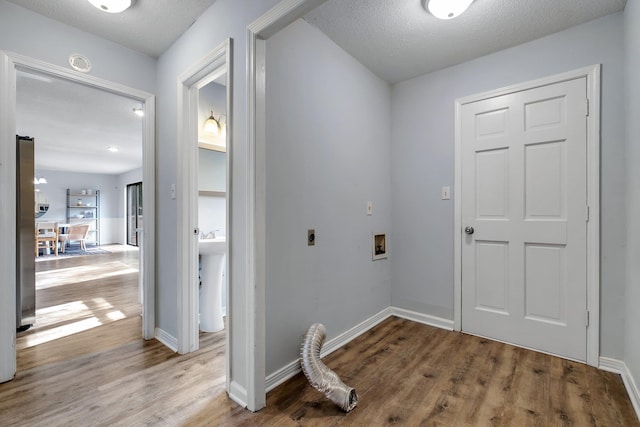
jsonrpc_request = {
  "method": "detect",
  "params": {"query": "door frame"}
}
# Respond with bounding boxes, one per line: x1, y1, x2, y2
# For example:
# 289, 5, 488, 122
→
176, 39, 233, 390
246, 0, 328, 410
0, 50, 156, 383
453, 65, 601, 366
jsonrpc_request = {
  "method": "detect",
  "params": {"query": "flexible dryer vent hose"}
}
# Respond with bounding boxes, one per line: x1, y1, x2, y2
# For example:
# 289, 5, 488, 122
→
300, 323, 358, 412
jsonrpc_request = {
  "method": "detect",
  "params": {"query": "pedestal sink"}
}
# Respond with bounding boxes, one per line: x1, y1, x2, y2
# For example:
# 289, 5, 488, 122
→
199, 237, 226, 332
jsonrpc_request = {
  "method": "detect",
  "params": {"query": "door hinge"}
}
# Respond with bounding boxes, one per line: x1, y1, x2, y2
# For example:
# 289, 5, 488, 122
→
585, 205, 590, 222
585, 98, 590, 117
585, 310, 590, 327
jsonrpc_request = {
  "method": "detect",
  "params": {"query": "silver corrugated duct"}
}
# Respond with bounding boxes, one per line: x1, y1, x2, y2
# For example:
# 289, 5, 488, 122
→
300, 323, 358, 412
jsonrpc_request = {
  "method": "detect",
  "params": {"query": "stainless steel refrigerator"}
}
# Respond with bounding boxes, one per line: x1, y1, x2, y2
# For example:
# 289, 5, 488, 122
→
16, 135, 35, 331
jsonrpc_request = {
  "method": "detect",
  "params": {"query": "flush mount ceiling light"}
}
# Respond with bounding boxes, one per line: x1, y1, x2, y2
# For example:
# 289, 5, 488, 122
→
132, 107, 144, 117
425, 0, 474, 19
107, 146, 120, 153
87, 0, 135, 13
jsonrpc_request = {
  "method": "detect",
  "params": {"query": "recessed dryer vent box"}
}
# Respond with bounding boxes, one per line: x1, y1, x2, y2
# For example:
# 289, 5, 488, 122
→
372, 232, 387, 261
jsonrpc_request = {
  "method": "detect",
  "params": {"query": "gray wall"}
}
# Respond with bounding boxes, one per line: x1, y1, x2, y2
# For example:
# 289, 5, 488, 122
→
265, 19, 392, 375
198, 148, 226, 238
0, 0, 156, 94
155, 0, 280, 389
390, 13, 626, 358
625, 0, 640, 385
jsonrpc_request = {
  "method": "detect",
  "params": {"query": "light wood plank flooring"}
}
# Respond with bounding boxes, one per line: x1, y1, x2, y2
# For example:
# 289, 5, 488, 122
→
2, 249, 638, 426
18, 245, 142, 370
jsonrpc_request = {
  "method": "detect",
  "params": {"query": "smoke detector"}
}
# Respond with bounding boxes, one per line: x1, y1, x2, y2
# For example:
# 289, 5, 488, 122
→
68, 54, 92, 73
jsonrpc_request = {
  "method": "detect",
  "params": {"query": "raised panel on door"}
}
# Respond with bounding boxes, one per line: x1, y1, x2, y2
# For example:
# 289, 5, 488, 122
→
461, 77, 587, 362
475, 241, 509, 315
525, 141, 565, 219
475, 149, 508, 218
524, 243, 566, 325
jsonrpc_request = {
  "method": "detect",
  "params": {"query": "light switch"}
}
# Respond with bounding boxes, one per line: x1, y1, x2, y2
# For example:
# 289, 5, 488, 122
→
170, 184, 176, 200
441, 186, 450, 200
367, 201, 373, 216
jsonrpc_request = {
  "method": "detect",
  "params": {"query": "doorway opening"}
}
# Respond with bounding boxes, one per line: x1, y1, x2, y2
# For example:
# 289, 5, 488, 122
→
0, 51, 156, 382
16, 67, 146, 364
177, 38, 233, 395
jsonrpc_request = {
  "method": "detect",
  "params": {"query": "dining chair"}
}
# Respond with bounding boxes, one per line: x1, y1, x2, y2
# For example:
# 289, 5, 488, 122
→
35, 222, 59, 257
58, 223, 91, 253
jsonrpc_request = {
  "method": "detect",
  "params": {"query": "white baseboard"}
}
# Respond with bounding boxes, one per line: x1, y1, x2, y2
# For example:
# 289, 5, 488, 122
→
320, 307, 392, 357
599, 357, 640, 420
265, 307, 392, 392
265, 306, 455, 392
155, 327, 178, 353
228, 380, 247, 409
390, 306, 454, 331
265, 359, 301, 393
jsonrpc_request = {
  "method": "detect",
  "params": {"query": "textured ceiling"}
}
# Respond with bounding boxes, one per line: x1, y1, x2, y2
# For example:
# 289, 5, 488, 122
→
304, 0, 627, 84
6, 0, 217, 58
17, 70, 143, 175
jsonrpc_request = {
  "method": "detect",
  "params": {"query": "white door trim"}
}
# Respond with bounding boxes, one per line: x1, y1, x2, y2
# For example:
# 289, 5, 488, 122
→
454, 65, 601, 366
246, 0, 327, 411
177, 39, 231, 364
176, 39, 233, 392
0, 50, 156, 383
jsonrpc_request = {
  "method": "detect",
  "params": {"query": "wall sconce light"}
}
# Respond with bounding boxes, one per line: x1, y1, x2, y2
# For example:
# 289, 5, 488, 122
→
33, 177, 47, 184
203, 111, 226, 140
425, 0, 474, 19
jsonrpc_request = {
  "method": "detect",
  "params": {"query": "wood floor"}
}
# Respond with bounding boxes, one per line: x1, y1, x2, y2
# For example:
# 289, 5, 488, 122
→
2, 249, 638, 426
18, 244, 142, 369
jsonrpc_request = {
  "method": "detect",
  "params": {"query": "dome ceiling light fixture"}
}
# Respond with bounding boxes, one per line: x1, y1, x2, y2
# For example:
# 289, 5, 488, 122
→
425, 0, 474, 20
87, 0, 135, 14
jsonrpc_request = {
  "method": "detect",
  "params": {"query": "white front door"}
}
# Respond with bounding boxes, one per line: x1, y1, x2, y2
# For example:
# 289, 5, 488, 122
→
460, 77, 588, 361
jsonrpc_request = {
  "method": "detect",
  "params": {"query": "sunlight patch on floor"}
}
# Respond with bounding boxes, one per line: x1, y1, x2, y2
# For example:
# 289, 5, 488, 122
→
24, 317, 103, 348
106, 310, 126, 321
37, 300, 89, 315
36, 263, 139, 289
91, 297, 114, 309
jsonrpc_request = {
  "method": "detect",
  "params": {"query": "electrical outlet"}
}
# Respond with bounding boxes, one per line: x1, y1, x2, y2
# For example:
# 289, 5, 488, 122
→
307, 229, 315, 246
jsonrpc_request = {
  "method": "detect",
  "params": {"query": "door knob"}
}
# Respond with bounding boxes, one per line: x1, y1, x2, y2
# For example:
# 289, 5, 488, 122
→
464, 226, 474, 235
